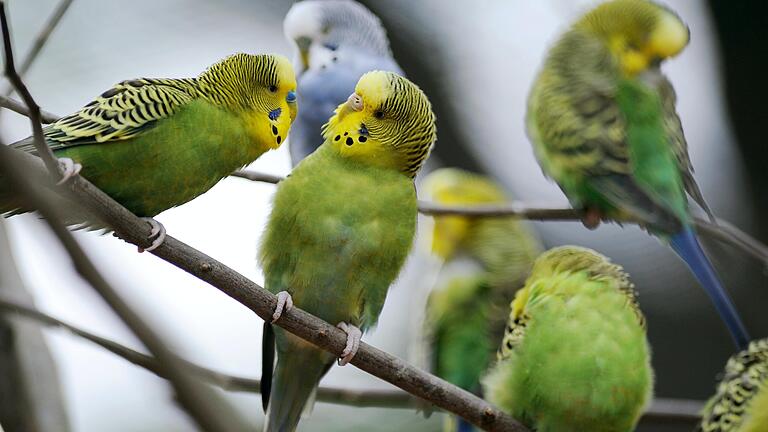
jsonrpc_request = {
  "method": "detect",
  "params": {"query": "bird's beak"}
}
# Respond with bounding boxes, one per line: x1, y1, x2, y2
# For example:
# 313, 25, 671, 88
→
296, 37, 311, 71
337, 93, 363, 121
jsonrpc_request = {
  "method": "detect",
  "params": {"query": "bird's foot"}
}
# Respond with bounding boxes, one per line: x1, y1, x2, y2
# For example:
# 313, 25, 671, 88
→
137, 218, 166, 253
581, 208, 603, 230
55, 158, 82, 185
336, 322, 362, 366
271, 291, 293, 323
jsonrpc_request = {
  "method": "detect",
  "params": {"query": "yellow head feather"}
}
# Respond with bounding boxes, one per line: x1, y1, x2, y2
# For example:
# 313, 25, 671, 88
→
322, 71, 436, 178
421, 168, 507, 259
576, 0, 689, 76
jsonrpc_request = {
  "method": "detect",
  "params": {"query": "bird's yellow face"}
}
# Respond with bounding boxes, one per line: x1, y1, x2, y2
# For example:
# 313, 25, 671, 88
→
323, 71, 436, 178
421, 168, 507, 260
611, 10, 689, 76
246, 55, 298, 151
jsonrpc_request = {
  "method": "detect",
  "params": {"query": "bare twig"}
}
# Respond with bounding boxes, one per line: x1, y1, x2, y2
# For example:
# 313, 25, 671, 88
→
3, 150, 526, 432
229, 170, 768, 266
2, 0, 74, 97
0, 295, 706, 426
0, 2, 58, 175
0, 5, 247, 430
0, 94, 58, 123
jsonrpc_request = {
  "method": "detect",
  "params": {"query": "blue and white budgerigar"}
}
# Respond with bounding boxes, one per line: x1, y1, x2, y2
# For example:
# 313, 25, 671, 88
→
283, 0, 402, 165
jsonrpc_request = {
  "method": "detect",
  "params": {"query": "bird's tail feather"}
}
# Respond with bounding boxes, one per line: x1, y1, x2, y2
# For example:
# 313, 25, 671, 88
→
263, 339, 332, 432
670, 228, 750, 349
443, 415, 474, 432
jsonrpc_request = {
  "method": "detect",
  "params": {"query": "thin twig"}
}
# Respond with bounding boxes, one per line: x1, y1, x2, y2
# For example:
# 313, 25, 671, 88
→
0, 94, 59, 123
2, 0, 74, 97
0, 6, 247, 430
229, 170, 768, 266
0, 2, 58, 175
4, 149, 526, 432
0, 295, 706, 425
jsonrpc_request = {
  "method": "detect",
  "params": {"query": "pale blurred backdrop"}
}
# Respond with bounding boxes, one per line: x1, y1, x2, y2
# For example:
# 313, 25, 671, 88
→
1, 1, 765, 431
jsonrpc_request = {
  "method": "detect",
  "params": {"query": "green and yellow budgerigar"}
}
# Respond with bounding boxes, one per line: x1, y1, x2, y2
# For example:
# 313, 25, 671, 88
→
483, 246, 653, 432
259, 70, 436, 432
421, 168, 541, 432
2, 53, 296, 251
699, 338, 768, 432
526, 0, 749, 348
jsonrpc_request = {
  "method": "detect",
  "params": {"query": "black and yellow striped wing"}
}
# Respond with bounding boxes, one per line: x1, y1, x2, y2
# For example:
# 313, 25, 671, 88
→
13, 78, 197, 153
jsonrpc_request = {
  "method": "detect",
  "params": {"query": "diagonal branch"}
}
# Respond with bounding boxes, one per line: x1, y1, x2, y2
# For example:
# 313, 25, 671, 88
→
0, 295, 705, 426
2, 145, 527, 432
0, 94, 59, 123
2, 0, 74, 97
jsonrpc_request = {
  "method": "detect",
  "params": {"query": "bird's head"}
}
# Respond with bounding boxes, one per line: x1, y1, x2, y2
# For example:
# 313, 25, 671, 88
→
322, 71, 436, 178
283, 0, 392, 73
421, 168, 507, 260
577, 0, 689, 77
199, 53, 297, 151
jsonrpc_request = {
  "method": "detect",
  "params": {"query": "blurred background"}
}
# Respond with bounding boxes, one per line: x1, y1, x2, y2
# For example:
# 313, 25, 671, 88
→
0, 0, 765, 431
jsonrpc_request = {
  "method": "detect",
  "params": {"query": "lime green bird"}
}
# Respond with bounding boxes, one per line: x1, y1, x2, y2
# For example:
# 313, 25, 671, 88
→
699, 338, 768, 432
482, 246, 653, 432
259, 70, 436, 432
2, 53, 297, 251
526, 0, 749, 348
421, 168, 541, 432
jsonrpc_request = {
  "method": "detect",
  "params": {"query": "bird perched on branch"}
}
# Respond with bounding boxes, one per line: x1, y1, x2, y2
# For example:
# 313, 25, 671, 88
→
421, 168, 541, 432
283, 0, 402, 165
259, 70, 436, 432
483, 246, 653, 432
526, 0, 750, 348
1, 53, 297, 251
699, 338, 768, 432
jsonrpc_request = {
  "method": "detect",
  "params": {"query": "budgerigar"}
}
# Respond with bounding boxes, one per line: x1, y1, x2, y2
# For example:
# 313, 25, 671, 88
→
1, 53, 296, 251
421, 168, 541, 432
699, 338, 768, 432
526, 0, 749, 348
283, 0, 402, 165
483, 246, 653, 432
259, 71, 436, 432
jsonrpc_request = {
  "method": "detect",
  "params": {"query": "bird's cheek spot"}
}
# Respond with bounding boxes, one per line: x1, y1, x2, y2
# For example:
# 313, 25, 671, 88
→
276, 136, 282, 145
343, 132, 348, 136
271, 125, 278, 135
345, 137, 354, 146
358, 136, 367, 143
334, 135, 341, 141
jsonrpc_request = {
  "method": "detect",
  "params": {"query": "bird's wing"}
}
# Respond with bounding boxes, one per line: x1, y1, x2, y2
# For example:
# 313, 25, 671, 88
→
657, 76, 716, 222
13, 78, 197, 153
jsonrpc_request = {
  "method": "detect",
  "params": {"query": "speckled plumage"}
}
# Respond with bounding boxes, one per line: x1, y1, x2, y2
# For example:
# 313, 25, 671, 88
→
260, 71, 435, 432
3, 53, 296, 218
526, 0, 749, 348
699, 339, 768, 432
483, 246, 652, 432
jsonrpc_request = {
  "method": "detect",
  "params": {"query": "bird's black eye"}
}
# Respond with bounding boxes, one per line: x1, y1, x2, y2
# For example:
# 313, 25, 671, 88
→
373, 110, 385, 119
269, 85, 278, 93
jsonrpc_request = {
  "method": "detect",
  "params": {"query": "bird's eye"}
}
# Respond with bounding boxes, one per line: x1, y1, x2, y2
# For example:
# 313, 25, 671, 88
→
373, 110, 385, 119
269, 85, 278, 93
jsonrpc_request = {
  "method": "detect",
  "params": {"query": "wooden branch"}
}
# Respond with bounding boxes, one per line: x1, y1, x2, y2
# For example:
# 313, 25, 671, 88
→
0, 94, 59, 123
0, 6, 247, 430
230, 170, 768, 266
2, 148, 526, 432
0, 294, 705, 426
2, 0, 74, 97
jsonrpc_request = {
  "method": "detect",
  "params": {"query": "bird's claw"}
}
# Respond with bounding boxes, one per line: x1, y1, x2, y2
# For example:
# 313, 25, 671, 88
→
581, 208, 603, 230
56, 158, 82, 185
336, 322, 362, 366
138, 218, 166, 253
271, 291, 293, 323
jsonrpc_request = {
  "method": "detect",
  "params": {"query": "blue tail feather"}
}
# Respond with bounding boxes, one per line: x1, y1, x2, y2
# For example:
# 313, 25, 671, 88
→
669, 228, 750, 349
